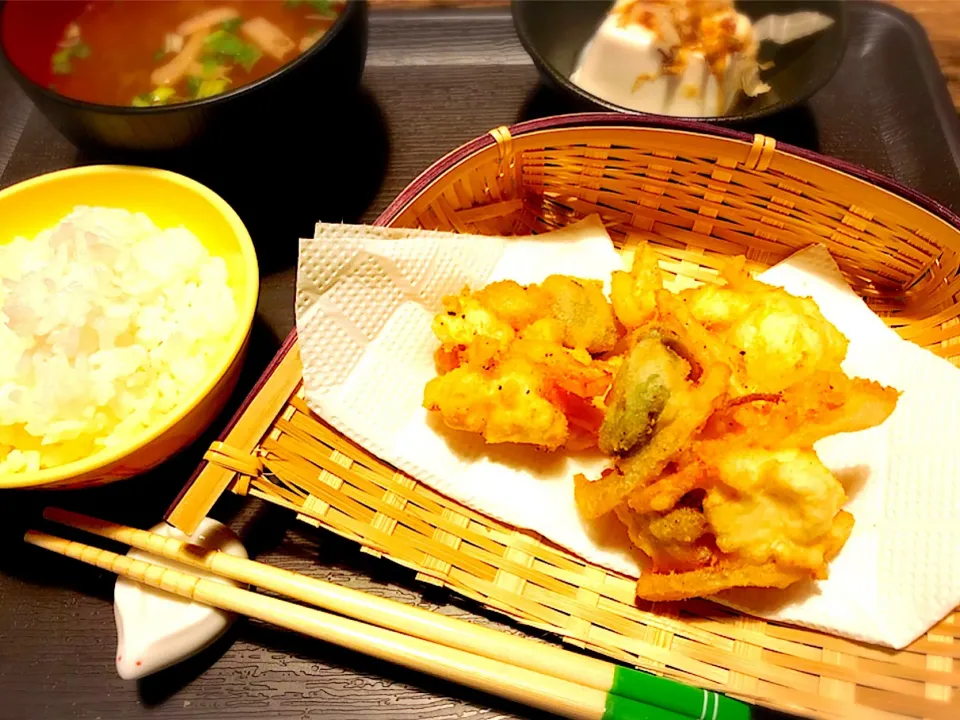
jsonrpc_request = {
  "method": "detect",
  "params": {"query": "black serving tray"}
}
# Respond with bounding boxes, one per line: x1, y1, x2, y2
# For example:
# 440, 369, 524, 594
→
1, 4, 958, 719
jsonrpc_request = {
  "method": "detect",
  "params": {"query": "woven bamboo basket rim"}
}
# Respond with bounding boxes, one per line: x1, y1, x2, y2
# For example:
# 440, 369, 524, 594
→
169, 113, 960, 720
379, 112, 960, 242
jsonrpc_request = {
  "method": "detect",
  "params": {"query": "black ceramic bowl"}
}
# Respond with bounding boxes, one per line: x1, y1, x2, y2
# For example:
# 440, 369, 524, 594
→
0, 0, 368, 152
512, 0, 847, 124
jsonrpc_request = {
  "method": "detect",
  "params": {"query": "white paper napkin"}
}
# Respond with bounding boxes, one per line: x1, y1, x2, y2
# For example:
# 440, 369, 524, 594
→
719, 245, 960, 649
296, 220, 959, 649
297, 217, 639, 575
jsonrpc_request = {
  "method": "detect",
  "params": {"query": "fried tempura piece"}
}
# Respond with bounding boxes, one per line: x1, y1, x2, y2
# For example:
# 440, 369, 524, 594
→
424, 338, 616, 450
442, 276, 619, 356
620, 446, 851, 580
634, 511, 855, 602
540, 275, 619, 354
680, 258, 849, 395
598, 334, 683, 455
425, 249, 900, 603
473, 280, 551, 331
425, 277, 620, 449
703, 447, 847, 572
423, 360, 569, 449
611, 244, 664, 329
576, 293, 731, 519
701, 372, 900, 449
432, 290, 516, 366
613, 248, 850, 395
621, 371, 896, 600
617, 502, 718, 572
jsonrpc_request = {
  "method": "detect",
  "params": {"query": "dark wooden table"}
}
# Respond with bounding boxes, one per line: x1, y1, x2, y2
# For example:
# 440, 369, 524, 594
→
1, 5, 959, 720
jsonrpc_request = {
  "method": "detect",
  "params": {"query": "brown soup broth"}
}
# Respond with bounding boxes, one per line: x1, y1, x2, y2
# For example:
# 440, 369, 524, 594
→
37, 1, 342, 106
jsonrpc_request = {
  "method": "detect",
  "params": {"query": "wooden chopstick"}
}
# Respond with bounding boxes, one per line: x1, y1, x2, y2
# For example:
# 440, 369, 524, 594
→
43, 507, 751, 720
25, 528, 687, 720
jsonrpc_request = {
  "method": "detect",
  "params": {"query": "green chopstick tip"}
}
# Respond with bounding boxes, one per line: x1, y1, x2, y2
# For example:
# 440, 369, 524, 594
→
603, 692, 690, 720
714, 693, 752, 720
610, 666, 752, 720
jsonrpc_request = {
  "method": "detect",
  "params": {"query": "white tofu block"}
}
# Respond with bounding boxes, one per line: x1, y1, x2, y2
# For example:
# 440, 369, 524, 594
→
570, 12, 745, 117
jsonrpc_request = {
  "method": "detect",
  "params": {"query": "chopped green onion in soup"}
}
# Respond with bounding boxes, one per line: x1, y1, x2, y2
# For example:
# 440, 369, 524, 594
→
51, 49, 73, 75
131, 86, 176, 107
203, 29, 261, 72
220, 17, 243, 33
201, 57, 223, 76
196, 78, 230, 98
285, 0, 336, 17
50, 21, 92, 75
51, 40, 91, 75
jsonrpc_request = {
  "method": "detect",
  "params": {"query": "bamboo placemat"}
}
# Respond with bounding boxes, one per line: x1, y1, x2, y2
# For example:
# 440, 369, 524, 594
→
170, 119, 959, 719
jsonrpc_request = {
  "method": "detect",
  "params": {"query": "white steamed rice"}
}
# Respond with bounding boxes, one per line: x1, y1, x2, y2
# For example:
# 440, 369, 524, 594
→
0, 206, 237, 474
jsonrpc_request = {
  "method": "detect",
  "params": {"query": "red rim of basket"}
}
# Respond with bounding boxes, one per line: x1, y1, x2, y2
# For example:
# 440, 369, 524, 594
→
169, 111, 960, 516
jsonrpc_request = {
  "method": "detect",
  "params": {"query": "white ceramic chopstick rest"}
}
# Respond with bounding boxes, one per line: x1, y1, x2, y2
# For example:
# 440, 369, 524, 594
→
113, 517, 247, 680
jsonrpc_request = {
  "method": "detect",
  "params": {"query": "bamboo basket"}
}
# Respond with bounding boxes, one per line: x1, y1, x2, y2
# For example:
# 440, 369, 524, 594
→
169, 114, 960, 720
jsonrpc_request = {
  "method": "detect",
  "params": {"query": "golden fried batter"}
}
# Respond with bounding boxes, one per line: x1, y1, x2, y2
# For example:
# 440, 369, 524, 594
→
680, 259, 849, 395
703, 447, 846, 573
623, 373, 896, 600
425, 276, 620, 450
423, 360, 569, 450
425, 246, 900, 602
575, 292, 732, 519
541, 275, 619, 354
611, 244, 664, 329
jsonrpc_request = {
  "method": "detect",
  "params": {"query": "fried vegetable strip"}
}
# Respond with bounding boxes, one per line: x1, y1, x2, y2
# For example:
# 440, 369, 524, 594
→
634, 510, 855, 601
635, 559, 807, 602
624, 369, 895, 600
700, 372, 899, 448
576, 292, 731, 519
